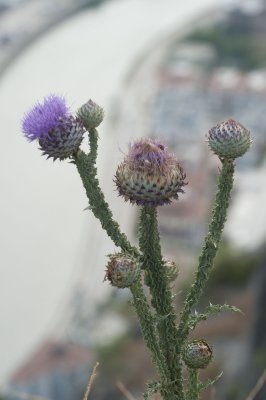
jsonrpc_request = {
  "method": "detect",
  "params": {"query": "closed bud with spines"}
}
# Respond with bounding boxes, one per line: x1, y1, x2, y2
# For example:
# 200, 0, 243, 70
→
104, 253, 140, 288
77, 99, 104, 130
182, 339, 213, 369
115, 138, 186, 206
207, 118, 251, 159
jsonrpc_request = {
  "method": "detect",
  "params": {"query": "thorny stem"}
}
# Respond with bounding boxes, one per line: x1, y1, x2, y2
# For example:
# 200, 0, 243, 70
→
177, 159, 235, 345
187, 369, 199, 400
131, 280, 168, 381
139, 206, 184, 400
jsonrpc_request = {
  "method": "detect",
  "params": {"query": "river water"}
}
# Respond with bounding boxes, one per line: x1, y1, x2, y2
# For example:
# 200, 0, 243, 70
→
0, 0, 232, 383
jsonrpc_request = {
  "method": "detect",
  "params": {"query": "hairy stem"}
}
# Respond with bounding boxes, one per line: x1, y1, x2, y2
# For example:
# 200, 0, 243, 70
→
187, 369, 199, 400
139, 206, 184, 400
177, 159, 235, 344
131, 281, 168, 381
74, 130, 138, 257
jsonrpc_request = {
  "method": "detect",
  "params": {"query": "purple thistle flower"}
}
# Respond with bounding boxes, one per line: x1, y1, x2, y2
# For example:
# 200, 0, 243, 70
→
127, 138, 169, 172
38, 116, 85, 161
22, 94, 69, 141
22, 94, 85, 160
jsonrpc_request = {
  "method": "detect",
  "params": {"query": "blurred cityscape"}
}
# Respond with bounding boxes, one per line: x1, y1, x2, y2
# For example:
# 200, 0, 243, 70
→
1, 0, 266, 400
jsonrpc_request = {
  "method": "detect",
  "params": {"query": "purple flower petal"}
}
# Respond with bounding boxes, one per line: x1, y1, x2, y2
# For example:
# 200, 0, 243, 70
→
127, 138, 169, 171
22, 94, 69, 141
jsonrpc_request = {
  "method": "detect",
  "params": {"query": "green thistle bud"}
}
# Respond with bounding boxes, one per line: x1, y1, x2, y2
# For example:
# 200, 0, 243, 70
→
104, 253, 140, 288
207, 118, 251, 159
77, 99, 104, 130
182, 339, 213, 369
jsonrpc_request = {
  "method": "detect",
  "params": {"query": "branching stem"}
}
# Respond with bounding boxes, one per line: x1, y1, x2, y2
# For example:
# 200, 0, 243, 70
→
74, 130, 138, 257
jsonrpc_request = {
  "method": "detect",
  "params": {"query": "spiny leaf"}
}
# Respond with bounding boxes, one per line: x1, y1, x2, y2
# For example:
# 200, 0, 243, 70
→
206, 303, 243, 315
188, 303, 243, 330
199, 371, 223, 391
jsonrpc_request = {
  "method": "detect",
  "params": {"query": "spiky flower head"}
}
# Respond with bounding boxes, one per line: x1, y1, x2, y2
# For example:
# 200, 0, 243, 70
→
38, 117, 85, 160
22, 94, 85, 160
77, 99, 104, 130
182, 339, 213, 369
207, 118, 251, 159
115, 138, 186, 206
104, 253, 140, 288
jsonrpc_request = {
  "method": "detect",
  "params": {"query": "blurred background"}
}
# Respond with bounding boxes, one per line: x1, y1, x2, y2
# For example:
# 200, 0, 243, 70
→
0, 0, 265, 399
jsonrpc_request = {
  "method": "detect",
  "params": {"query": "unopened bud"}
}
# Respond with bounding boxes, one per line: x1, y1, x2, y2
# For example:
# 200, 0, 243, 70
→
207, 118, 251, 159
77, 99, 104, 130
182, 339, 213, 369
104, 253, 140, 288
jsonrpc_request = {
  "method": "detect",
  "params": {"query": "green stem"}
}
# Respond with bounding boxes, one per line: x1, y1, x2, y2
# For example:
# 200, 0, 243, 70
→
177, 159, 235, 344
187, 369, 199, 400
139, 206, 184, 400
87, 128, 98, 166
131, 281, 168, 381
74, 130, 138, 257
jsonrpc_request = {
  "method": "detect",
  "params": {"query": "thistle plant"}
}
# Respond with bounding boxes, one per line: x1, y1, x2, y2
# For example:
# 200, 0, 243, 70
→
22, 94, 252, 400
